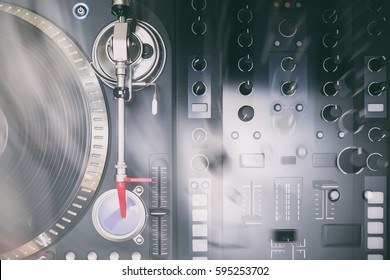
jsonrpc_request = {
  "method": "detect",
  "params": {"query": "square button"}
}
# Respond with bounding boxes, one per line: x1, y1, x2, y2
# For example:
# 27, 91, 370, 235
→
367, 237, 384, 250
192, 209, 208, 222
367, 192, 384, 204
367, 222, 384, 234
367, 207, 384, 219
192, 194, 208, 207
192, 224, 208, 237
192, 239, 208, 252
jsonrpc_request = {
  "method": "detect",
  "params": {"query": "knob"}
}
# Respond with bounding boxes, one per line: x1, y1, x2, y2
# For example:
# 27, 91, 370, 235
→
191, 17, 207, 35
368, 127, 388, 142
191, 0, 207, 11
328, 189, 341, 202
238, 105, 255, 122
337, 147, 369, 174
192, 81, 206, 96
323, 81, 341, 96
368, 17, 386, 36
192, 57, 207, 71
322, 29, 341, 48
239, 81, 253, 95
278, 19, 298, 37
281, 57, 296, 71
281, 81, 298, 96
238, 55, 254, 72
322, 104, 342, 122
323, 55, 341, 72
368, 56, 386, 72
237, 6, 253, 23
190, 154, 209, 172
339, 109, 366, 134
368, 82, 388, 96
322, 9, 338, 24
367, 0, 384, 12
238, 29, 253, 47
367, 153, 388, 171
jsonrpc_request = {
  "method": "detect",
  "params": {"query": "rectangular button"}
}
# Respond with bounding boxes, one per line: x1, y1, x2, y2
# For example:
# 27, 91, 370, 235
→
313, 153, 337, 167
367, 104, 384, 112
367, 237, 384, 249
240, 154, 265, 168
367, 192, 384, 204
321, 224, 361, 247
367, 254, 383, 260
192, 209, 208, 222
192, 103, 208, 112
192, 194, 208, 207
367, 222, 384, 234
192, 239, 208, 252
192, 224, 208, 237
367, 207, 384, 219
281, 156, 296, 165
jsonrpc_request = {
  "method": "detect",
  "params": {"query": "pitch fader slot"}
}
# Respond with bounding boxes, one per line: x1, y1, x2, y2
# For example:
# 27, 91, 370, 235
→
149, 155, 171, 259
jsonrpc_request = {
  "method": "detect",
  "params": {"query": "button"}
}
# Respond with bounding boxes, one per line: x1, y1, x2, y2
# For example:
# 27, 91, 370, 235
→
192, 224, 208, 237
192, 194, 208, 207
328, 189, 340, 202
367, 103, 384, 112
132, 251, 142, 260
192, 103, 208, 112
72, 3, 89, 20
65, 251, 76, 260
365, 191, 384, 204
109, 251, 120, 260
240, 154, 265, 168
87, 251, 98, 260
192, 209, 208, 221
367, 237, 384, 249
368, 254, 384, 260
367, 222, 384, 234
192, 239, 208, 252
367, 207, 384, 219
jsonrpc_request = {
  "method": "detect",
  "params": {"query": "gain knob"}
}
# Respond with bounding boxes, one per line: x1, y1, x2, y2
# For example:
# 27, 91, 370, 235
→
238, 55, 254, 72
281, 81, 298, 96
322, 29, 341, 48
323, 81, 341, 96
367, 17, 386, 36
278, 19, 298, 37
238, 105, 255, 122
323, 55, 342, 72
368, 127, 389, 142
192, 81, 206, 96
337, 147, 369, 174
237, 6, 253, 23
367, 153, 388, 171
322, 9, 338, 24
238, 29, 253, 48
368, 56, 387, 72
321, 104, 342, 122
192, 57, 207, 71
281, 57, 296, 72
368, 82, 388, 96
191, 0, 207, 11
239, 81, 253, 96
191, 16, 207, 35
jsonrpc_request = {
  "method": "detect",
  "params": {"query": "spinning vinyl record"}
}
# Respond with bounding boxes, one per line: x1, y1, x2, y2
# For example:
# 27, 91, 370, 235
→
0, 4, 108, 259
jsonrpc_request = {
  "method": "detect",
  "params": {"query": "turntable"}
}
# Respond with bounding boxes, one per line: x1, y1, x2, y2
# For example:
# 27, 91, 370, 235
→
0, 0, 389, 260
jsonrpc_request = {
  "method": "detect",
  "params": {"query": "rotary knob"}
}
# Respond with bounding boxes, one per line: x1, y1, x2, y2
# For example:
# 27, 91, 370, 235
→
367, 0, 385, 11
368, 17, 386, 36
278, 19, 298, 37
192, 57, 207, 71
191, 17, 207, 35
368, 82, 387, 96
191, 0, 207, 10
323, 55, 342, 72
323, 81, 341, 96
237, 6, 253, 23
322, 104, 342, 122
281, 57, 296, 71
238, 55, 254, 72
192, 81, 206, 96
238, 29, 253, 48
239, 81, 253, 95
322, 9, 338, 24
238, 105, 255, 122
368, 127, 389, 142
191, 154, 209, 172
322, 29, 341, 48
281, 81, 298, 96
367, 153, 388, 171
337, 147, 369, 174
368, 56, 387, 72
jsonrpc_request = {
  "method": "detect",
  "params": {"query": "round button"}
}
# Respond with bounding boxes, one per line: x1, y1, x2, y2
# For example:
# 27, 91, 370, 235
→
281, 81, 298, 96
368, 127, 388, 142
278, 19, 298, 37
92, 189, 147, 242
87, 251, 98, 260
132, 251, 142, 260
253, 131, 261, 140
281, 57, 296, 71
323, 55, 341, 72
191, 0, 207, 10
192, 57, 207, 71
316, 131, 324, 139
231, 131, 239, 139
237, 7, 253, 23
321, 104, 342, 122
296, 104, 304, 112
337, 147, 368, 174
274, 103, 282, 112
190, 154, 209, 172
328, 189, 340, 202
322, 9, 338, 24
368, 82, 387, 96
238, 55, 254, 72
296, 145, 308, 158
192, 81, 207, 96
238, 29, 253, 47
238, 105, 255, 122
72, 3, 89, 20
109, 251, 120, 260
239, 81, 253, 95
368, 56, 386, 72
65, 251, 76, 260
323, 81, 341, 96
192, 17, 207, 35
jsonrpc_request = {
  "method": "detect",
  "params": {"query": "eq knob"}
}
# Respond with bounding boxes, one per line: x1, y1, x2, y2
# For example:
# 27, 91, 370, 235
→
368, 127, 389, 142
239, 81, 253, 95
367, 153, 388, 171
281, 57, 296, 71
323, 55, 341, 72
281, 81, 298, 96
322, 104, 342, 122
337, 147, 369, 174
323, 81, 341, 96
368, 17, 386, 36
238, 55, 254, 72
368, 82, 387, 96
322, 29, 341, 48
192, 81, 206, 96
238, 105, 255, 122
191, 17, 207, 35
192, 57, 207, 71
237, 6, 253, 23
238, 29, 253, 48
278, 19, 298, 37
322, 9, 338, 24
368, 56, 386, 72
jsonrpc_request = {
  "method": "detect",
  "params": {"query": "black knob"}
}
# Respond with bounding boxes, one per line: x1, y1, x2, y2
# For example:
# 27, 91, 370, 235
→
322, 9, 338, 24
368, 17, 386, 36
323, 81, 341, 96
238, 105, 255, 122
322, 30, 341, 48
238, 55, 254, 72
368, 127, 389, 142
191, 17, 207, 35
368, 56, 387, 72
367, 153, 388, 171
367, 0, 385, 11
278, 19, 298, 37
192, 81, 206, 96
323, 55, 342, 72
368, 82, 388, 96
281, 81, 298, 96
337, 147, 369, 174
281, 57, 296, 71
239, 81, 253, 95
237, 6, 253, 23
322, 104, 342, 122
192, 57, 207, 71
191, 0, 207, 11
238, 29, 253, 48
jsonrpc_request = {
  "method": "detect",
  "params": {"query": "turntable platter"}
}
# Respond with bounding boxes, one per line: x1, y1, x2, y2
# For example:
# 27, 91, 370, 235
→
0, 4, 108, 259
